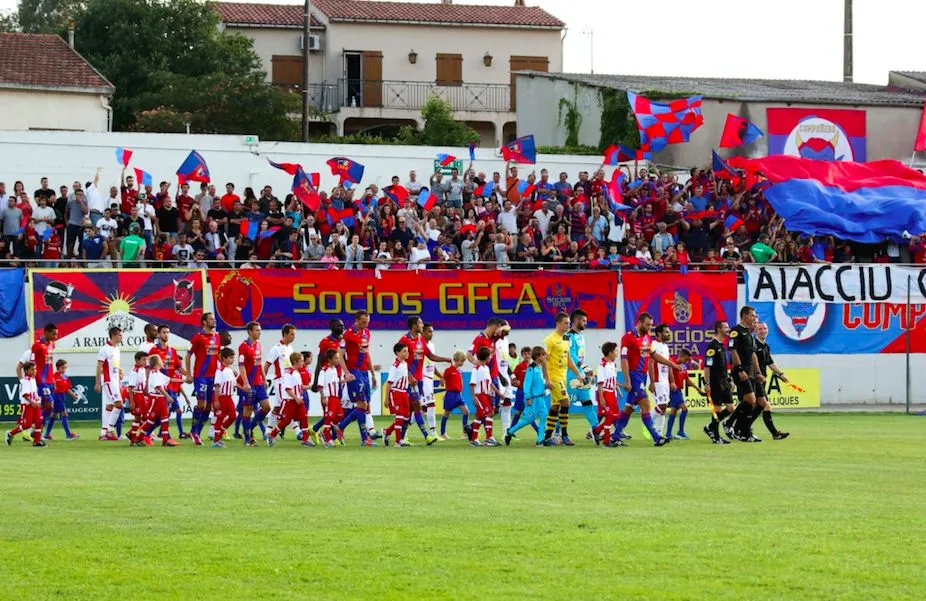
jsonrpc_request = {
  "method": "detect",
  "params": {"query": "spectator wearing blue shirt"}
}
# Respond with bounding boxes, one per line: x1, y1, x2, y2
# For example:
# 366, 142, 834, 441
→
535, 169, 555, 205
80, 223, 107, 267
689, 185, 708, 211
590, 206, 608, 244
553, 172, 573, 205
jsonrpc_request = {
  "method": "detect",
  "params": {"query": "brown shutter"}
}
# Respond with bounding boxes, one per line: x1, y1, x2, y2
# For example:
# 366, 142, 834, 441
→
361, 51, 383, 108
509, 55, 548, 111
435, 53, 463, 86
271, 55, 304, 88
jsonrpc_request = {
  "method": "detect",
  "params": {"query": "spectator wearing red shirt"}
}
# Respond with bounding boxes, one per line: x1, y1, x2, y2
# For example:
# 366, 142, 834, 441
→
910, 235, 926, 263
120, 170, 138, 216
702, 248, 723, 271
220, 183, 240, 213
41, 227, 62, 266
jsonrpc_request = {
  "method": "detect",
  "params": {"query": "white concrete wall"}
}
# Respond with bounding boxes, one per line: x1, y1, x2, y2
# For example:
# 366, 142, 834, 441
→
0, 90, 109, 132
2, 275, 922, 406
517, 76, 924, 163
0, 130, 605, 193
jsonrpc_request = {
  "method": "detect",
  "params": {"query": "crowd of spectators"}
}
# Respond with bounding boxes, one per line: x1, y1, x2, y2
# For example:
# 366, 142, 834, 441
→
0, 160, 923, 271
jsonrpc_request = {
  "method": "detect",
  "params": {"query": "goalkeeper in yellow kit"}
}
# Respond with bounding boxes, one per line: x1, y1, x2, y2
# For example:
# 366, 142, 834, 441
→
540, 312, 583, 446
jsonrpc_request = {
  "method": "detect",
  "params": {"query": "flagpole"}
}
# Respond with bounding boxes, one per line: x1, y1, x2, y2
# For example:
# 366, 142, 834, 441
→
909, 151, 917, 168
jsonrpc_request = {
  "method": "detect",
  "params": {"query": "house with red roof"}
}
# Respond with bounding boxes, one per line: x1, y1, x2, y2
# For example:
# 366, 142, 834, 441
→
0, 32, 115, 132
215, 0, 564, 146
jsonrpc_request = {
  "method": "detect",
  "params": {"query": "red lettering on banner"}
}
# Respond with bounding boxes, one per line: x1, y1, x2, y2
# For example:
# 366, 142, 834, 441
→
842, 303, 926, 330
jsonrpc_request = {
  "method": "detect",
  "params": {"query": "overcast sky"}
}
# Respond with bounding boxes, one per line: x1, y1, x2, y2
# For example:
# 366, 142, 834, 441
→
1, 0, 920, 84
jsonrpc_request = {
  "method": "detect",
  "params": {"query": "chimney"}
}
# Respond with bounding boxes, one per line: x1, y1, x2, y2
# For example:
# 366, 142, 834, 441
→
67, 19, 75, 48
514, 0, 525, 5
441, 0, 452, 4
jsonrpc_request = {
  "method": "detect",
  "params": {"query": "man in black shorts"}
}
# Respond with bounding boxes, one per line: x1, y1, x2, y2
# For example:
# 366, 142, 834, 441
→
748, 321, 791, 440
727, 305, 762, 442
702, 320, 733, 445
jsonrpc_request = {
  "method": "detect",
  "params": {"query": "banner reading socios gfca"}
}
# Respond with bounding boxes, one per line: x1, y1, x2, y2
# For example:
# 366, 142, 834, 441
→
745, 265, 926, 354
210, 269, 618, 331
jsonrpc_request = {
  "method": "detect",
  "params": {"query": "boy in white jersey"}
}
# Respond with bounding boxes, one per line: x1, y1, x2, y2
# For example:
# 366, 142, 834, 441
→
421, 323, 440, 437
267, 353, 309, 447
469, 346, 502, 447
264, 323, 296, 430
212, 348, 238, 448
318, 349, 343, 447
96, 327, 124, 440
495, 332, 516, 437
382, 343, 411, 447
127, 351, 152, 445
593, 342, 621, 446
141, 354, 179, 446
6, 362, 45, 447
649, 324, 672, 438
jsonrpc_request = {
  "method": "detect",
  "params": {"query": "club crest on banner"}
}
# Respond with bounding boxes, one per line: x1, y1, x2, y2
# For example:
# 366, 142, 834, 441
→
44, 280, 74, 312
782, 117, 854, 161
213, 271, 265, 328
542, 283, 575, 315
173, 278, 195, 314
773, 301, 827, 342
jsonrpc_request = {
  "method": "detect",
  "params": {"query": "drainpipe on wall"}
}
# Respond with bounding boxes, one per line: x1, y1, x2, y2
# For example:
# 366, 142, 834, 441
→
100, 95, 113, 132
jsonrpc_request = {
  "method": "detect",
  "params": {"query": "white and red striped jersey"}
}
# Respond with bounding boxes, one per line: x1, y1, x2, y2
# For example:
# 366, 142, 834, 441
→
282, 367, 303, 401
146, 370, 169, 397
139, 340, 156, 355
387, 360, 409, 393
266, 341, 293, 382
597, 359, 617, 392
19, 376, 37, 405
127, 365, 147, 392
651, 341, 670, 383
471, 364, 493, 396
97, 342, 121, 384
318, 366, 340, 400
214, 366, 237, 398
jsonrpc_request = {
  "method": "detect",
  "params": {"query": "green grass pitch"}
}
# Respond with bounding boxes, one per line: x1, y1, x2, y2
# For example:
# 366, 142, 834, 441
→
1, 413, 924, 601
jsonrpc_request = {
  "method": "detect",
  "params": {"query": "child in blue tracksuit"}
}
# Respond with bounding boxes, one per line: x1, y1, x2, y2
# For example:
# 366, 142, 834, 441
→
505, 346, 549, 446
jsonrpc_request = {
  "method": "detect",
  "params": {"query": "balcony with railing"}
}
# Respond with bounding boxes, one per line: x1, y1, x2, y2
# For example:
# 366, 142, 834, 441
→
278, 80, 512, 113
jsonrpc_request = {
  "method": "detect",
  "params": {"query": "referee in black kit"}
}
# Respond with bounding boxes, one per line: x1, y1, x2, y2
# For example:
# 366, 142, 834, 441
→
726, 306, 762, 442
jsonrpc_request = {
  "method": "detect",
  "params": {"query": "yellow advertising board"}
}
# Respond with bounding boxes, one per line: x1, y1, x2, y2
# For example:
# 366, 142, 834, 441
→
680, 368, 821, 412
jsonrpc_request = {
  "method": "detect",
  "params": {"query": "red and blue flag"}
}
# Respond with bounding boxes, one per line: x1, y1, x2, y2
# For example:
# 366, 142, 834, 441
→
719, 114, 764, 148
326, 206, 355, 228
724, 214, 745, 231
133, 168, 153, 187
240, 220, 260, 240
728, 154, 926, 243
436, 153, 456, 166
383, 184, 409, 204
627, 91, 703, 153
115, 147, 133, 167
468, 143, 476, 161
417, 187, 437, 211
474, 181, 495, 198
326, 157, 364, 184
501, 135, 536, 164
268, 158, 300, 176
712, 150, 742, 184
292, 167, 320, 211
516, 179, 535, 197
603, 144, 652, 165
177, 150, 210, 185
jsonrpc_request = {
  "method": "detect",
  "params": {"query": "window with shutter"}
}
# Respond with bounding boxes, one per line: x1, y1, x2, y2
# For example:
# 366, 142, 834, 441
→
435, 53, 463, 86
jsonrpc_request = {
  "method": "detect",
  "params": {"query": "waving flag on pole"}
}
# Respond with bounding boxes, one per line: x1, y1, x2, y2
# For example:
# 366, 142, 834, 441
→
436, 153, 456, 166
268, 158, 300, 176
176, 150, 210, 185
326, 206, 356, 228
604, 169, 632, 211
474, 180, 495, 198
468, 143, 477, 161
133, 168, 153, 187
627, 91, 703, 153
719, 114, 764, 148
712, 150, 742, 185
292, 166, 321, 211
501, 135, 536, 164
417, 187, 437, 211
603, 144, 652, 165
382, 184, 409, 205
516, 179, 535, 197
724, 214, 745, 231
728, 154, 926, 243
240, 219, 260, 240
915, 101, 926, 152
115, 147, 133, 167
326, 157, 365, 185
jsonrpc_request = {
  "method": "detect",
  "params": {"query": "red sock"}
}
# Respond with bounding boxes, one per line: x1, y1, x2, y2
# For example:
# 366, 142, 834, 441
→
9, 425, 22, 435
470, 420, 481, 441
484, 417, 493, 439
32, 428, 41, 443
322, 425, 331, 443
214, 429, 223, 443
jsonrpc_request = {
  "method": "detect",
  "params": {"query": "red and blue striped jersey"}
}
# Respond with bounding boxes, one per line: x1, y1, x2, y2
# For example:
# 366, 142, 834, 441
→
469, 332, 498, 378
189, 330, 221, 378
237, 339, 265, 386
343, 326, 371, 372
31, 338, 54, 386
620, 331, 651, 375
398, 332, 430, 380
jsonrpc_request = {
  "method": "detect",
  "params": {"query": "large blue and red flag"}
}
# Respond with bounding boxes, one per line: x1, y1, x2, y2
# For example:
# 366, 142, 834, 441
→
728, 155, 926, 243
501, 135, 536, 164
326, 157, 364, 185
115, 147, 133, 167
623, 272, 737, 357
177, 150, 210, 184
712, 150, 742, 185
268, 158, 300, 176
382, 184, 409, 205
326, 206, 355, 228
719, 114, 764, 148
133, 168, 153, 187
603, 144, 652, 165
627, 91, 703, 153
292, 166, 320, 211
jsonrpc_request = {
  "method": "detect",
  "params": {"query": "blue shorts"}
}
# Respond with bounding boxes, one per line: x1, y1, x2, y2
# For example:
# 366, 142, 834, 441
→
443, 391, 465, 412
52, 392, 67, 413
193, 377, 214, 403
668, 390, 685, 409
166, 389, 181, 413
39, 383, 54, 404
347, 370, 371, 403
238, 384, 268, 408
626, 371, 648, 406
514, 389, 525, 412
408, 380, 423, 402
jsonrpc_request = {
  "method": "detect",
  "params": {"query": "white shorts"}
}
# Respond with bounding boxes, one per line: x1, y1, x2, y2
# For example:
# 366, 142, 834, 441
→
654, 382, 670, 406
421, 378, 435, 406
271, 381, 284, 407
102, 381, 122, 406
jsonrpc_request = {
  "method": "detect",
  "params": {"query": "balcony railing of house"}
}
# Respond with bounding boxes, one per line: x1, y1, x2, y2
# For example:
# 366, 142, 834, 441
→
337, 79, 511, 112
274, 83, 340, 114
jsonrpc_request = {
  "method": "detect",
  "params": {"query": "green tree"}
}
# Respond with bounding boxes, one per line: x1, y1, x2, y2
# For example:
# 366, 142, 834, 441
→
598, 88, 639, 151
72, 0, 295, 137
16, 0, 83, 32
397, 96, 479, 146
